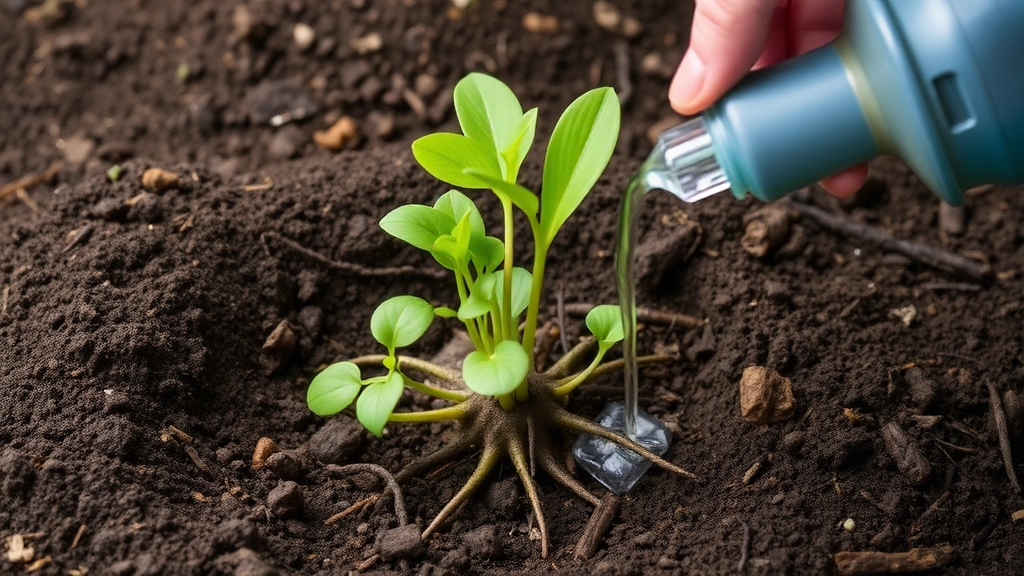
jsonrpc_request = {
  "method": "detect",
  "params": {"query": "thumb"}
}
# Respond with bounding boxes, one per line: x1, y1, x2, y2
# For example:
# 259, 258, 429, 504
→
670, 0, 778, 116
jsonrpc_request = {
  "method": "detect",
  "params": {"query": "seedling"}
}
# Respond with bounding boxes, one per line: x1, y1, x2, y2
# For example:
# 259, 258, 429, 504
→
307, 73, 694, 556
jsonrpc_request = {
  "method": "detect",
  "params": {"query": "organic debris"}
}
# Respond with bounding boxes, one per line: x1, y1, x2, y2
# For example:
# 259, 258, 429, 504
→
834, 545, 955, 575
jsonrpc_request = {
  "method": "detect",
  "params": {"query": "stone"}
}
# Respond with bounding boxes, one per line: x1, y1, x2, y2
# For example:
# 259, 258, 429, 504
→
461, 525, 501, 560
126, 192, 163, 223
267, 481, 303, 517
880, 422, 931, 485
308, 417, 365, 464
261, 320, 298, 372
375, 524, 423, 561
264, 451, 303, 481
245, 81, 317, 126
292, 23, 316, 51
739, 366, 795, 424
351, 32, 382, 54
141, 168, 180, 192
904, 367, 937, 411
267, 126, 306, 160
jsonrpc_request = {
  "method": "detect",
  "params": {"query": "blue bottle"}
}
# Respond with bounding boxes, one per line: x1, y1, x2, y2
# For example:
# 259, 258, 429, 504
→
650, 0, 1024, 205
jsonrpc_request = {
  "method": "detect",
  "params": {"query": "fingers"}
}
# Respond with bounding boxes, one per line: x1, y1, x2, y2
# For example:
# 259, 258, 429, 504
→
787, 0, 845, 54
670, 0, 778, 115
819, 164, 869, 198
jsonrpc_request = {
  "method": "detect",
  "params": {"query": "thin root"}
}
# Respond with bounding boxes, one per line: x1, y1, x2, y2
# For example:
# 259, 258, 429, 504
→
395, 435, 475, 484
544, 337, 598, 379
509, 436, 549, 558
423, 445, 501, 538
536, 443, 601, 507
326, 463, 408, 526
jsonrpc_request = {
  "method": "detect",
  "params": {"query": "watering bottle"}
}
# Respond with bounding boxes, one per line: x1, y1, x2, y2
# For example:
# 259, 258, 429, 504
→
648, 0, 1024, 205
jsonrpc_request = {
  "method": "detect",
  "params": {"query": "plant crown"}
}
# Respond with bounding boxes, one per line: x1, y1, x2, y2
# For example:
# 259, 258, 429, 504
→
307, 73, 623, 435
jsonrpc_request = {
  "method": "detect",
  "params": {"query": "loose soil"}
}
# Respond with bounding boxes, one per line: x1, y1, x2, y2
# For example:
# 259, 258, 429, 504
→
1, 1, 1022, 575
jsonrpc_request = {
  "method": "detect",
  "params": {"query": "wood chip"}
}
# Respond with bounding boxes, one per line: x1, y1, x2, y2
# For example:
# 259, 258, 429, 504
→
834, 545, 955, 575
742, 206, 792, 258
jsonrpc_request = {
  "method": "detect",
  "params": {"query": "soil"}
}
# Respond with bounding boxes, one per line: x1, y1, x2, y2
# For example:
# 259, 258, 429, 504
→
1, 1, 1022, 575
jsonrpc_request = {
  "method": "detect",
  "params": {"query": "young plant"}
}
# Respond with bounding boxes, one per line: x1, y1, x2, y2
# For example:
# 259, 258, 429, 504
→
307, 73, 693, 556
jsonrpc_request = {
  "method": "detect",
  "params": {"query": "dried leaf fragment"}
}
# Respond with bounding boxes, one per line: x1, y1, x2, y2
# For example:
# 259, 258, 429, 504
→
881, 422, 931, 485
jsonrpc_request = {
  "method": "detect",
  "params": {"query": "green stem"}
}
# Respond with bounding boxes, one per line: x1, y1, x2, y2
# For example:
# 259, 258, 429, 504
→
517, 239, 549, 402
501, 198, 515, 340
349, 354, 460, 384
552, 346, 608, 398
586, 353, 676, 380
402, 375, 468, 403
455, 269, 484, 350
388, 405, 468, 423
497, 393, 516, 411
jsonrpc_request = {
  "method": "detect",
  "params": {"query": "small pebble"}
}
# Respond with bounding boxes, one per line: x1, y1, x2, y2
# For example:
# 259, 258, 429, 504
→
308, 417, 365, 464
264, 451, 303, 481
292, 23, 316, 51
739, 366, 795, 424
141, 168, 180, 192
843, 518, 856, 532
376, 525, 424, 561
251, 437, 279, 470
267, 125, 306, 160
261, 320, 298, 372
351, 32, 382, 54
461, 525, 500, 559
267, 481, 303, 517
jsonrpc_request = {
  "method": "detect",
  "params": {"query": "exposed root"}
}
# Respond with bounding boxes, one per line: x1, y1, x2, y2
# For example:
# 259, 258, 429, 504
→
544, 337, 598, 378
536, 442, 601, 506
394, 435, 476, 484
508, 434, 549, 558
422, 444, 500, 538
326, 463, 408, 526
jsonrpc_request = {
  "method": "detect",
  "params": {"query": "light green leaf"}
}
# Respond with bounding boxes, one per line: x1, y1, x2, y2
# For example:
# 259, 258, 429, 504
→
434, 306, 458, 319
463, 168, 539, 218
307, 362, 362, 417
433, 190, 486, 238
458, 273, 499, 321
462, 340, 529, 396
540, 87, 620, 244
454, 73, 523, 162
502, 107, 538, 182
494, 267, 533, 318
585, 304, 624, 346
356, 370, 404, 437
371, 296, 435, 354
473, 236, 505, 273
431, 211, 473, 270
380, 204, 456, 251
412, 133, 502, 188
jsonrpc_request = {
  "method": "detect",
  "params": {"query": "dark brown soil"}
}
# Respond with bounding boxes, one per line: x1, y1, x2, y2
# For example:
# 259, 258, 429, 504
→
1, 1, 1022, 575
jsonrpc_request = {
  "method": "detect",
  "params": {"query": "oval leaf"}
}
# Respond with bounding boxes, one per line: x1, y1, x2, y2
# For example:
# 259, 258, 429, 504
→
433, 190, 486, 238
585, 304, 624, 346
494, 267, 533, 318
462, 340, 529, 397
540, 87, 620, 244
380, 204, 455, 251
454, 73, 523, 160
458, 273, 499, 321
412, 133, 501, 188
371, 296, 435, 354
502, 107, 538, 182
356, 370, 404, 437
307, 362, 362, 417
462, 168, 539, 218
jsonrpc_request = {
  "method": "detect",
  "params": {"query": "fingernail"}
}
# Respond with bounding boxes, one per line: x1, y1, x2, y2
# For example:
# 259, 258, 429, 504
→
669, 52, 706, 114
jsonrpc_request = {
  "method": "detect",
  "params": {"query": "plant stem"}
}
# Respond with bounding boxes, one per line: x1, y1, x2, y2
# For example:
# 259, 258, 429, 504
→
501, 198, 515, 340
497, 393, 516, 411
455, 270, 485, 350
349, 354, 461, 385
587, 353, 677, 381
517, 240, 549, 402
388, 405, 468, 423
552, 346, 608, 398
402, 375, 469, 403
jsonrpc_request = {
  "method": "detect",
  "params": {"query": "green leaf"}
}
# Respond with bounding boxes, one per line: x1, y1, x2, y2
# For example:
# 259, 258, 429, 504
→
412, 133, 502, 188
356, 370, 404, 437
502, 107, 538, 182
540, 87, 620, 244
306, 362, 362, 417
494, 267, 533, 318
454, 73, 523, 162
473, 236, 505, 273
462, 340, 529, 396
431, 211, 473, 270
434, 306, 458, 319
380, 204, 456, 251
371, 296, 435, 354
458, 273, 499, 321
463, 168, 539, 218
585, 304, 624, 347
432, 190, 503, 272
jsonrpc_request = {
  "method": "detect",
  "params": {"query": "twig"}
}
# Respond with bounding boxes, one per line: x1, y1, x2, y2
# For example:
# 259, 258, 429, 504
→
355, 553, 379, 572
921, 281, 980, 292
70, 525, 87, 550
910, 490, 950, 536
985, 381, 1021, 493
261, 232, 446, 280
0, 163, 61, 203
788, 200, 989, 281
326, 463, 408, 526
737, 521, 751, 572
858, 491, 892, 518
563, 303, 704, 329
324, 495, 376, 525
969, 516, 999, 551
573, 494, 620, 560
931, 435, 977, 454
834, 545, 955, 575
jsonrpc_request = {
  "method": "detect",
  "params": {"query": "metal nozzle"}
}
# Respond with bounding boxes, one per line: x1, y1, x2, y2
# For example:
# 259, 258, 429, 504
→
643, 117, 731, 203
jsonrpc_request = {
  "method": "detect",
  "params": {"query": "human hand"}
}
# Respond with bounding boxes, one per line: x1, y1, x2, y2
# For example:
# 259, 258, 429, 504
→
669, 0, 867, 197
